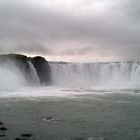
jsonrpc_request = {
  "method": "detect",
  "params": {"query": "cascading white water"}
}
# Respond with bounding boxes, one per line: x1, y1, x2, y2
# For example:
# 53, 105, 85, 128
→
0, 61, 27, 90
50, 61, 140, 88
28, 61, 40, 85
0, 60, 40, 91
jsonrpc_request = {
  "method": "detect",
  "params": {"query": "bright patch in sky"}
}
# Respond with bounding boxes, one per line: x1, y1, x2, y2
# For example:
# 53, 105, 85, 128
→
25, 0, 114, 16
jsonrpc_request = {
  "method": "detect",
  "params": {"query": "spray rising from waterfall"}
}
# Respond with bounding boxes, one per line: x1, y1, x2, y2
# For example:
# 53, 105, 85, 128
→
0, 61, 27, 90
50, 61, 140, 88
0, 61, 40, 91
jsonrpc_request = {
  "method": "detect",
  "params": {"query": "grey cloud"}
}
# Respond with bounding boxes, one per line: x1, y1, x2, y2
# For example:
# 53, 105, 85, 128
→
123, 0, 140, 22
0, 0, 140, 61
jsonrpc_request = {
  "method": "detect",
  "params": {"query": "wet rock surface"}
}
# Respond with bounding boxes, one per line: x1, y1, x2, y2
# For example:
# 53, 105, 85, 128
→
29, 56, 51, 85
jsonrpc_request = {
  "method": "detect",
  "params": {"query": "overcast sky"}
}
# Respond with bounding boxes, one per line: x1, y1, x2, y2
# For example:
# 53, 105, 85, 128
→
0, 0, 140, 62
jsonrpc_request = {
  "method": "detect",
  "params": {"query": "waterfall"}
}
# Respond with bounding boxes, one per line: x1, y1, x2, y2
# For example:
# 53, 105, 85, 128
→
28, 61, 40, 85
50, 61, 140, 88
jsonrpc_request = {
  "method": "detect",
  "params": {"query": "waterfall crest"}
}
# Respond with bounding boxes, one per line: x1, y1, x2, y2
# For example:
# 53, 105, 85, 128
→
50, 61, 140, 88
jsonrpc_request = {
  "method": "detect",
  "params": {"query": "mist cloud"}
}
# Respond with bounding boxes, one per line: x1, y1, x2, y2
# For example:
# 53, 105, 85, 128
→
0, 0, 140, 61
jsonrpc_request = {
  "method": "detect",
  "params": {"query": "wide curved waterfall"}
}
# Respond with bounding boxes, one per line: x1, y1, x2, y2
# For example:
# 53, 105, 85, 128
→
50, 61, 140, 88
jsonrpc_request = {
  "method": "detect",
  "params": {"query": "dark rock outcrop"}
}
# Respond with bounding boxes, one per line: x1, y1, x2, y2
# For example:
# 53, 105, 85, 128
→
29, 56, 51, 85
0, 54, 51, 85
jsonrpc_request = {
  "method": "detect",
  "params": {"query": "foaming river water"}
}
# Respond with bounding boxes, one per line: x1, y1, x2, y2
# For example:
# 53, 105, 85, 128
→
0, 61, 140, 139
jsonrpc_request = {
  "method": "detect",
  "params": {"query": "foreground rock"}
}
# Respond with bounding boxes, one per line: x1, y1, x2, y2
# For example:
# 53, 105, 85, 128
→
0, 54, 51, 85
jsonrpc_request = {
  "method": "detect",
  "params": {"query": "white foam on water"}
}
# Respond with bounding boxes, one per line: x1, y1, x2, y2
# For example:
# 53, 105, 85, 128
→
0, 86, 140, 99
